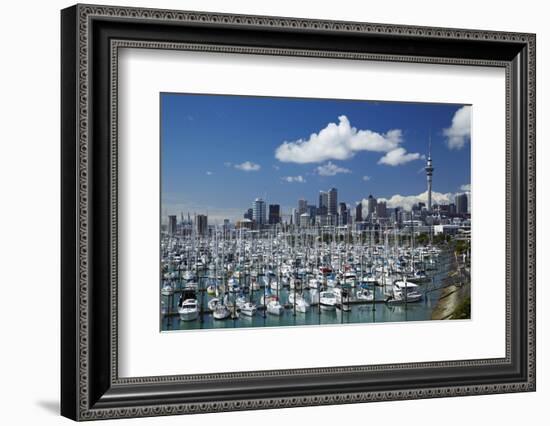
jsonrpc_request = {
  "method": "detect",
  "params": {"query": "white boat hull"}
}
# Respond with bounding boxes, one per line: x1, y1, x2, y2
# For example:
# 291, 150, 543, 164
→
179, 310, 198, 321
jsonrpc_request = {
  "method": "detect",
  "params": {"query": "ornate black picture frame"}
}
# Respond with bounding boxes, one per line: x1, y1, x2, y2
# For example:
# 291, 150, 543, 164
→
61, 4, 536, 421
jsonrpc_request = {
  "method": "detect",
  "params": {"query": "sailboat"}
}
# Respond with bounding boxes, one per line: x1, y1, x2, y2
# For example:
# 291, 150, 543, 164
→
319, 291, 337, 311
240, 301, 257, 317
266, 299, 284, 316
288, 292, 310, 313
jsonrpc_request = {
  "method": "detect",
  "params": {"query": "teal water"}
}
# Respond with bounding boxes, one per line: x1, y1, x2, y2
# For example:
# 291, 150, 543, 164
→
161, 251, 454, 332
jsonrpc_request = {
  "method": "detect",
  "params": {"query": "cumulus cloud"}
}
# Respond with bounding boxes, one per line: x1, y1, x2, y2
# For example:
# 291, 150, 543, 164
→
282, 175, 306, 183
377, 147, 423, 166
274, 115, 404, 164
234, 161, 261, 172
362, 176, 371, 181
376, 190, 454, 211
460, 183, 471, 192
444, 106, 471, 150
316, 161, 351, 176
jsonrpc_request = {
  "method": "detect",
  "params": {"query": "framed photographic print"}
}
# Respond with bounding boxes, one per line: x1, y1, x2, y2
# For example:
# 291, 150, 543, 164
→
61, 4, 536, 421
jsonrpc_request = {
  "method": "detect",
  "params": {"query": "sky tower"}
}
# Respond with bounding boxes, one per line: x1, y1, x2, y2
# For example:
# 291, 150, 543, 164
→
425, 134, 434, 211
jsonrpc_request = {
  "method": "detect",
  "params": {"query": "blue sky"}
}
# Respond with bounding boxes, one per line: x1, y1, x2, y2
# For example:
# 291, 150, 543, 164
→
161, 93, 471, 223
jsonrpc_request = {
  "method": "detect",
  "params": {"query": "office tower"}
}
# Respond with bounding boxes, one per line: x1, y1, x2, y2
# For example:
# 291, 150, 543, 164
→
299, 212, 310, 227
168, 215, 177, 235
244, 208, 253, 220
292, 208, 299, 226
376, 201, 387, 218
298, 199, 308, 214
196, 214, 208, 236
367, 194, 377, 217
252, 198, 266, 225
355, 202, 363, 222
328, 187, 338, 216
455, 193, 468, 214
268, 204, 281, 225
307, 205, 317, 222
318, 191, 328, 215
338, 202, 348, 225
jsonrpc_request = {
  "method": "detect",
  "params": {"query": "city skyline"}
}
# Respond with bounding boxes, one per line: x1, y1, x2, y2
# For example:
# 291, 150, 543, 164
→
161, 93, 471, 223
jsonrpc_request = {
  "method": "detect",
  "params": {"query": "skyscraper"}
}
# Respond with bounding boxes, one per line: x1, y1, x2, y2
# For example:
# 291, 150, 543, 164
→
328, 187, 338, 216
298, 199, 308, 214
455, 193, 468, 214
268, 204, 281, 225
168, 215, 177, 235
292, 208, 299, 226
318, 191, 328, 215
355, 202, 363, 222
367, 194, 377, 217
376, 201, 387, 218
196, 214, 208, 236
425, 136, 434, 211
253, 198, 266, 225
339, 202, 348, 225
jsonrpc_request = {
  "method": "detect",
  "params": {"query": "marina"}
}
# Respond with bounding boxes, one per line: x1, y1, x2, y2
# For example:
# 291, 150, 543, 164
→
160, 226, 468, 331
159, 93, 472, 332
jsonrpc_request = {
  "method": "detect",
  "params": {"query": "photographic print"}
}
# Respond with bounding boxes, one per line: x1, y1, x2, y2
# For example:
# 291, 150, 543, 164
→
160, 93, 472, 332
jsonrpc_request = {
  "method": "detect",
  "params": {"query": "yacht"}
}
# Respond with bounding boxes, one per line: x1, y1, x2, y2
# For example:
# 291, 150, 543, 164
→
207, 297, 220, 311
407, 270, 429, 283
356, 288, 374, 302
161, 283, 174, 296
240, 302, 257, 317
288, 293, 310, 313
387, 281, 423, 304
213, 303, 230, 320
320, 291, 337, 311
308, 278, 321, 289
178, 299, 199, 321
266, 299, 284, 316
182, 270, 195, 281
360, 275, 379, 286
260, 293, 277, 306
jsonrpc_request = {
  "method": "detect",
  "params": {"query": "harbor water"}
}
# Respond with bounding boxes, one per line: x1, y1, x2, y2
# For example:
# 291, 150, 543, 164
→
161, 250, 454, 332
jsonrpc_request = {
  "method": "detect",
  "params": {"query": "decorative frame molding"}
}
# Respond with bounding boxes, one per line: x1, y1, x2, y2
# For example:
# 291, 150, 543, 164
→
61, 4, 536, 421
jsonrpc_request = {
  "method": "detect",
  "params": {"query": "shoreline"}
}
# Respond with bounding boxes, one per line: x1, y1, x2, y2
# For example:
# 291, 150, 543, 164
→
431, 252, 471, 320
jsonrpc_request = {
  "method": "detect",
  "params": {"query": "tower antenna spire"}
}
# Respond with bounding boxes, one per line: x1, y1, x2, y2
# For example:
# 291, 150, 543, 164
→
425, 130, 434, 212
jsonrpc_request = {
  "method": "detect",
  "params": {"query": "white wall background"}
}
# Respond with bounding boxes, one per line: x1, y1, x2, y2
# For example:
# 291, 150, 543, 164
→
0, 0, 546, 424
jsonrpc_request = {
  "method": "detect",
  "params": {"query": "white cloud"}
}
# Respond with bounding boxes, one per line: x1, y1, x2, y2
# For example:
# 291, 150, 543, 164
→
444, 106, 471, 150
234, 161, 261, 172
206, 171, 213, 176
362, 176, 371, 181
282, 175, 306, 183
377, 147, 422, 166
275, 115, 403, 164
460, 183, 471, 192
376, 190, 454, 211
316, 161, 351, 176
